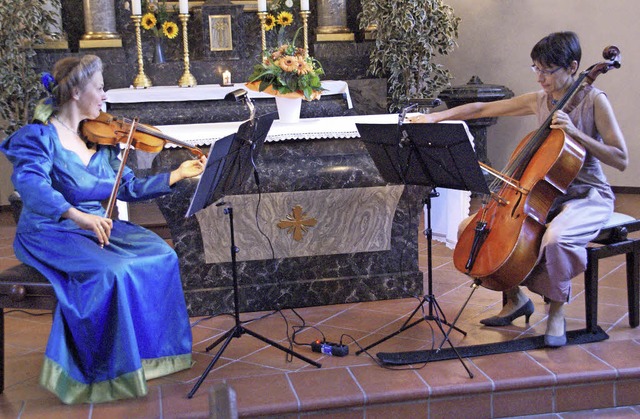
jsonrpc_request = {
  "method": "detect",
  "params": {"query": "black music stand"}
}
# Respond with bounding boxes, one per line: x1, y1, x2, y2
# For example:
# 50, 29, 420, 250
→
355, 121, 488, 375
186, 113, 321, 399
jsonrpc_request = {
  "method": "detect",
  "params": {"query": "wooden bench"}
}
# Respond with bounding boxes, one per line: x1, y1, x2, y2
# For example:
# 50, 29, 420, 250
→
584, 213, 640, 333
0, 263, 57, 393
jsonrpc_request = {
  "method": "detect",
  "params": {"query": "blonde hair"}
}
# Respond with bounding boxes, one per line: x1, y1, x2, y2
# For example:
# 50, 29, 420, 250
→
52, 55, 103, 107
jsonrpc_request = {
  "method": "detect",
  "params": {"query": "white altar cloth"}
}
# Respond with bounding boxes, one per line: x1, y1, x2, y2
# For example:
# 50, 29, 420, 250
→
105, 80, 353, 109
154, 114, 472, 248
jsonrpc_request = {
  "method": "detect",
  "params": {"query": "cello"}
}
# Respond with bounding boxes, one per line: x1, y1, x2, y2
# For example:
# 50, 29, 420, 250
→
452, 46, 621, 291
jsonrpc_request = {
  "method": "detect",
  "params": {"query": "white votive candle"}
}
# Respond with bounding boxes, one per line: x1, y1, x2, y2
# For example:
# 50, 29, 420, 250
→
179, 0, 189, 14
132, 0, 142, 15
257, 0, 267, 12
222, 70, 231, 85
301, 0, 309, 11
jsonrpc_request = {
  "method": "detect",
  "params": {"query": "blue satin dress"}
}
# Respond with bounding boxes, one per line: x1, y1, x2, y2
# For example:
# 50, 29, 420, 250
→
0, 123, 192, 404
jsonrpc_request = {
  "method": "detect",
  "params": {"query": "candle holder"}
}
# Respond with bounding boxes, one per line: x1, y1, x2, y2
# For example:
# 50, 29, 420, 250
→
131, 15, 152, 88
257, 12, 267, 55
300, 11, 310, 58
178, 14, 197, 87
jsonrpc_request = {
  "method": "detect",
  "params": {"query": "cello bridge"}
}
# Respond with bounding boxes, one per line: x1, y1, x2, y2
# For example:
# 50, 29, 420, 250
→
490, 193, 509, 206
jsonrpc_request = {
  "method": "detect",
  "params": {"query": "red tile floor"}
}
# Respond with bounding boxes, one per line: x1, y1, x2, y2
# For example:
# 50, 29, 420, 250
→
1, 194, 640, 418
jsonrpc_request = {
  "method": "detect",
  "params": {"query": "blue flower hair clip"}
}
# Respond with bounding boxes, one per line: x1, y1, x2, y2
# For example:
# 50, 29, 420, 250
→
40, 72, 57, 94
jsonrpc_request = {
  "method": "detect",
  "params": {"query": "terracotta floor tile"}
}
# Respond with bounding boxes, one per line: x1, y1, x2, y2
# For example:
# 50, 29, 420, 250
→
227, 373, 300, 417
428, 393, 492, 418
414, 357, 491, 397
615, 378, 640, 406
527, 345, 617, 385
472, 351, 556, 391
555, 382, 615, 412
159, 383, 211, 418
365, 400, 428, 418
349, 364, 429, 404
91, 386, 161, 419
492, 387, 555, 417
288, 368, 365, 412
20, 401, 91, 419
582, 339, 640, 378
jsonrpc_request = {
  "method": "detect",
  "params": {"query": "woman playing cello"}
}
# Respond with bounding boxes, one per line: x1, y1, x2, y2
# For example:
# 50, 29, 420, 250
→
410, 32, 628, 347
0, 55, 206, 403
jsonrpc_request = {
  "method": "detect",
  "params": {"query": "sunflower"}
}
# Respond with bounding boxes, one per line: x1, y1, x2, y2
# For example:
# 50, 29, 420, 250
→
296, 57, 312, 75
277, 11, 293, 27
162, 21, 179, 39
264, 14, 276, 31
278, 56, 298, 72
141, 13, 157, 30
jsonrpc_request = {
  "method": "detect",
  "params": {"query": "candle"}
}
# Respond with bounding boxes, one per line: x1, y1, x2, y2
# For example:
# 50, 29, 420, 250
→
132, 0, 142, 15
179, 0, 189, 14
300, 0, 309, 11
222, 70, 231, 85
257, 0, 267, 12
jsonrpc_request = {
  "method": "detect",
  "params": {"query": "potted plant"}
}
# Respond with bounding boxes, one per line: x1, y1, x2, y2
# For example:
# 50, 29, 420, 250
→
0, 0, 61, 138
359, 0, 460, 112
246, 1, 325, 123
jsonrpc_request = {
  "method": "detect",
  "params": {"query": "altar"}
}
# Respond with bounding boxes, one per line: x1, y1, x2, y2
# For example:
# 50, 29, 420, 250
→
143, 114, 471, 316
104, 81, 354, 125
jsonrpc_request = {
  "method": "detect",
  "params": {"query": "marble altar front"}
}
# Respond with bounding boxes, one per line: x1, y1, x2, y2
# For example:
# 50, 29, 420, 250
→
144, 115, 471, 316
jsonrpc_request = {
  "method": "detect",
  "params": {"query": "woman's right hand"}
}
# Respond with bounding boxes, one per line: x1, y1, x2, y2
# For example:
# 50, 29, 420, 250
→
63, 207, 113, 246
407, 113, 438, 123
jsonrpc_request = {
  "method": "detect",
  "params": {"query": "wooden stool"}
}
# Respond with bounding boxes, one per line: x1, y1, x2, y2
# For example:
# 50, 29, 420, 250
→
0, 263, 56, 393
584, 213, 640, 333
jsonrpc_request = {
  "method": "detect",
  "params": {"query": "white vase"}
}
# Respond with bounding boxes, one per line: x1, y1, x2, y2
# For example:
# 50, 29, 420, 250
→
275, 96, 302, 123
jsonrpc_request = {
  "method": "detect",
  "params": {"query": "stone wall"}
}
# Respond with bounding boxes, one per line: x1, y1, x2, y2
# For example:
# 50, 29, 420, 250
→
33, 0, 386, 116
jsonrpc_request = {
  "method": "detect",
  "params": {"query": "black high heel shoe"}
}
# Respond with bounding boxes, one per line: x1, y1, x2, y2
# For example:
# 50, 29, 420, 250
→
480, 298, 535, 327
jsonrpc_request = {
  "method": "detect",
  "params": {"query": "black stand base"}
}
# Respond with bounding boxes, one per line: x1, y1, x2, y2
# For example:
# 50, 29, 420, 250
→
187, 323, 321, 399
355, 295, 466, 356
376, 326, 609, 365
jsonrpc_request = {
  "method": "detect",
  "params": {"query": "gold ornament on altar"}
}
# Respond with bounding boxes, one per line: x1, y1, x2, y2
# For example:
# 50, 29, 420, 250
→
277, 205, 318, 241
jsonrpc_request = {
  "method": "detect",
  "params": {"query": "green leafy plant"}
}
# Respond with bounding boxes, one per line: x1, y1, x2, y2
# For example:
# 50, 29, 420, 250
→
0, 0, 61, 138
359, 0, 460, 112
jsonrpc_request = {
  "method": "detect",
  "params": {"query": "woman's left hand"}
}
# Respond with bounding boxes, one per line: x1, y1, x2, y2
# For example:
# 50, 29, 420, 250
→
550, 110, 578, 138
170, 155, 206, 185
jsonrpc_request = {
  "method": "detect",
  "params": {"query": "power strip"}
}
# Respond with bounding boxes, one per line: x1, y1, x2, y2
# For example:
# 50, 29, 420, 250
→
311, 340, 349, 357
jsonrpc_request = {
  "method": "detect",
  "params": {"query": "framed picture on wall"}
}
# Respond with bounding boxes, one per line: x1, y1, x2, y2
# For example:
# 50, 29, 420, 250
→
209, 15, 233, 51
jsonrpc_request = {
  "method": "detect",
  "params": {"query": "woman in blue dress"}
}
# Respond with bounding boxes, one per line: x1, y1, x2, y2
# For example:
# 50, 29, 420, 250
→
0, 55, 206, 404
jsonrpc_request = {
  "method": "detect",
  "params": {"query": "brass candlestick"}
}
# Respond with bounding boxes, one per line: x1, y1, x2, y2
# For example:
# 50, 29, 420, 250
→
131, 15, 152, 88
300, 11, 310, 58
257, 12, 267, 55
178, 14, 197, 87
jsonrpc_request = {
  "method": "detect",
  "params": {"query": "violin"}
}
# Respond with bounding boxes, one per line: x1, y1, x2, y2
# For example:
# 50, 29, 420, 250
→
80, 112, 206, 226
80, 111, 205, 159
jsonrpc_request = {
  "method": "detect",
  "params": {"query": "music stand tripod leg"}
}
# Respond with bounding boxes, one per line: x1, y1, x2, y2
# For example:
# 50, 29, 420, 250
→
421, 191, 466, 335
187, 205, 321, 399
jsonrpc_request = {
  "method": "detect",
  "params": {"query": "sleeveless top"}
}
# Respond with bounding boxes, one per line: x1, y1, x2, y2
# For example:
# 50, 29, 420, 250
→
535, 87, 614, 204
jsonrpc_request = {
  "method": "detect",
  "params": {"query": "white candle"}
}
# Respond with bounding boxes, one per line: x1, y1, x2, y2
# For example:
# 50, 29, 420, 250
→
132, 0, 142, 15
257, 0, 267, 12
300, 0, 309, 11
179, 0, 189, 14
222, 70, 231, 85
